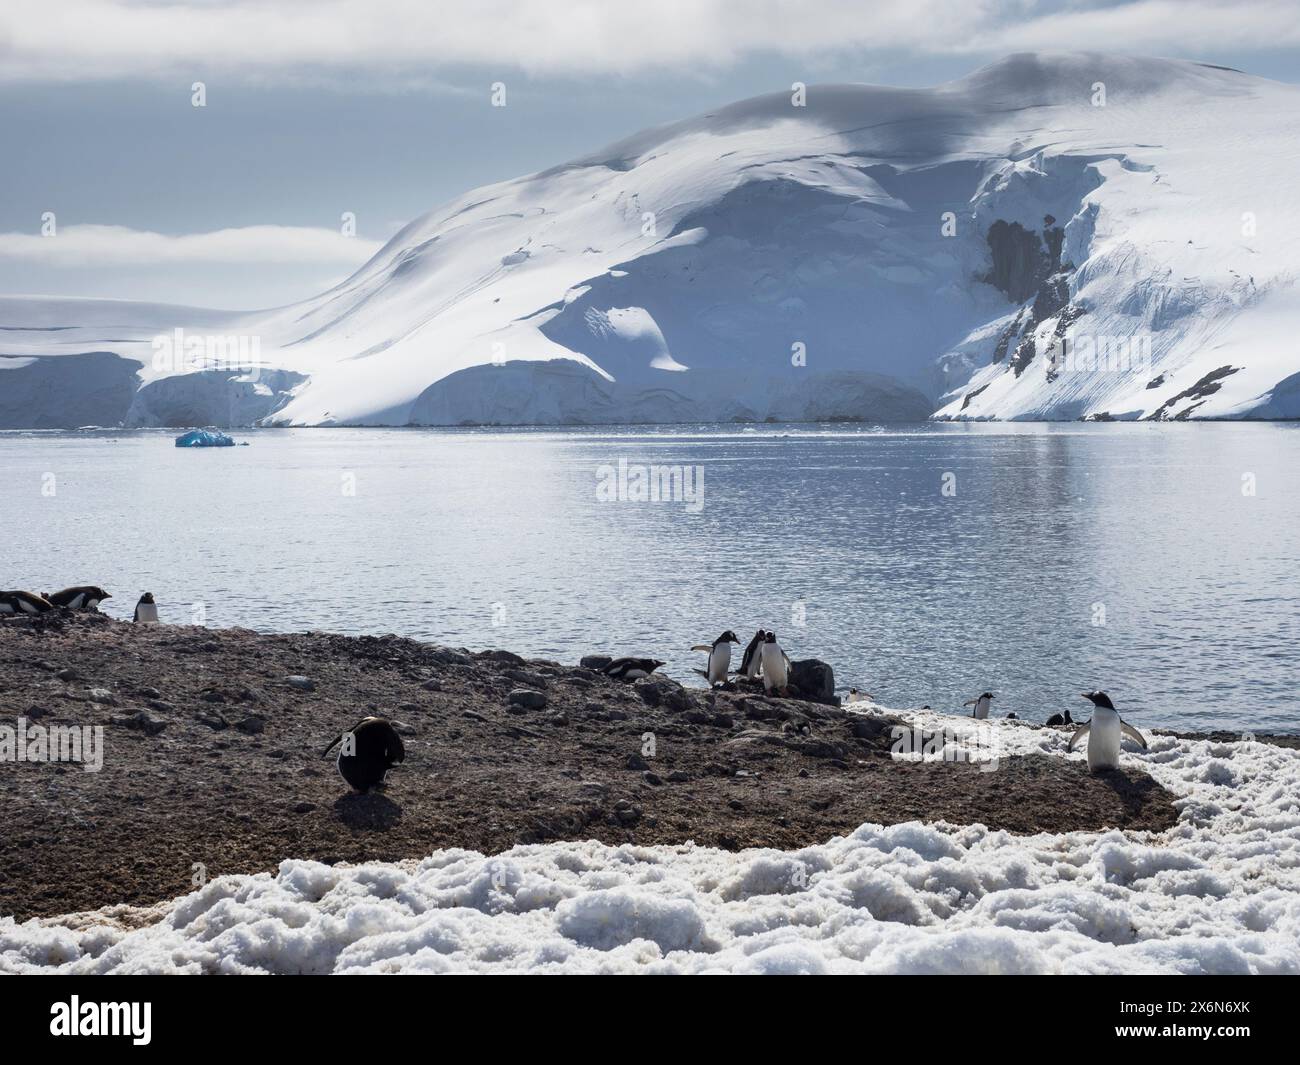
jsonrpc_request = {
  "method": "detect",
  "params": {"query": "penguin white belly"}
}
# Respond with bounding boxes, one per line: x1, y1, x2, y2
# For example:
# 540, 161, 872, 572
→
68, 593, 87, 609
135, 603, 159, 624
761, 644, 788, 691
707, 642, 731, 685
18, 599, 40, 615
1087, 707, 1122, 771
974, 696, 990, 720
0, 602, 13, 615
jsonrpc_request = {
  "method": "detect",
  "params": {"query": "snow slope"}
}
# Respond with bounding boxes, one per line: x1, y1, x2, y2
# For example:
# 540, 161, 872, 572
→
4, 711, 1298, 974
4, 52, 1300, 426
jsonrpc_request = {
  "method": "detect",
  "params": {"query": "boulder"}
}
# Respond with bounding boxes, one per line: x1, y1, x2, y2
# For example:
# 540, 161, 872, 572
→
789, 659, 838, 705
508, 688, 547, 711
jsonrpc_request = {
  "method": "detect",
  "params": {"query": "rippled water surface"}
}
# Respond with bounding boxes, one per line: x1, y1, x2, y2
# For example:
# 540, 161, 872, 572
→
4, 422, 1298, 732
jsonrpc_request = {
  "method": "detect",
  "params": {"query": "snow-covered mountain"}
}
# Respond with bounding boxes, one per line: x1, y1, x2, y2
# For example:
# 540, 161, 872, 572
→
4, 52, 1300, 427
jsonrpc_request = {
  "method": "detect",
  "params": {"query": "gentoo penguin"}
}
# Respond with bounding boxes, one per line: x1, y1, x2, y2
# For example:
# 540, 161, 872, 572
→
603, 657, 665, 682
46, 586, 112, 610
691, 631, 738, 686
133, 592, 159, 624
736, 628, 765, 679
1045, 709, 1074, 727
760, 631, 789, 694
963, 692, 994, 719
0, 590, 55, 615
321, 716, 405, 792
1068, 691, 1148, 773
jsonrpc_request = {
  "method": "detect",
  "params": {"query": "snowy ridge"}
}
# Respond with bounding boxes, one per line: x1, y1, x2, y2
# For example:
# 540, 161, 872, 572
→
3, 53, 1300, 426
4, 710, 1298, 974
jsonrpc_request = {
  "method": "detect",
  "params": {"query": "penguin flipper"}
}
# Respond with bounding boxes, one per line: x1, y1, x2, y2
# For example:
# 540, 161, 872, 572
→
320, 733, 344, 759
1120, 721, 1148, 749
962, 699, 976, 707
690, 644, 712, 652
1068, 723, 1090, 752
691, 668, 709, 678
387, 728, 406, 765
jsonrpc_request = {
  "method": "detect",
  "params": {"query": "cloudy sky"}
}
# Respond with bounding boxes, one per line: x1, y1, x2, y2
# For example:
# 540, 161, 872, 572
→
3, 0, 1298, 309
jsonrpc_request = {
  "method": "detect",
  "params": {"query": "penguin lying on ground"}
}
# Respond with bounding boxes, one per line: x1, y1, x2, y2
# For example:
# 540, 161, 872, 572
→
133, 592, 159, 623
963, 692, 995, 719
0, 590, 55, 615
691, 631, 739, 686
603, 657, 665, 682
46, 586, 112, 610
1045, 709, 1074, 727
321, 716, 405, 792
1069, 691, 1148, 772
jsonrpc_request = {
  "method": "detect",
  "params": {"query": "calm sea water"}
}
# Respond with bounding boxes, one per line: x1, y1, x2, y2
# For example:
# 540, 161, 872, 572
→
3, 423, 1297, 733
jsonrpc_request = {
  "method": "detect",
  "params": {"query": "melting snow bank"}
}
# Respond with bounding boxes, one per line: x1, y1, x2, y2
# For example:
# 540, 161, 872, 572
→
4, 710, 1298, 974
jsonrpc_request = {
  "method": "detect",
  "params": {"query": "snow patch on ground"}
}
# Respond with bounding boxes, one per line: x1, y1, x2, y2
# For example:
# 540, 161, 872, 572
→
4, 710, 1297, 974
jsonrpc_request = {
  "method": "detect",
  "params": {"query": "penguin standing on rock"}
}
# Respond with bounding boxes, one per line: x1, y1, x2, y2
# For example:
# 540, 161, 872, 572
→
760, 631, 789, 695
133, 592, 159, 624
1069, 691, 1147, 773
0, 590, 55, 615
963, 692, 995, 719
692, 631, 738, 686
736, 629, 765, 679
321, 717, 405, 793
46, 586, 112, 610
603, 657, 665, 682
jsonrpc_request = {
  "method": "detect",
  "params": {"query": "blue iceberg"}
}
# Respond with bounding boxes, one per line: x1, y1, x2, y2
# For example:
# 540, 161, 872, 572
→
174, 429, 236, 448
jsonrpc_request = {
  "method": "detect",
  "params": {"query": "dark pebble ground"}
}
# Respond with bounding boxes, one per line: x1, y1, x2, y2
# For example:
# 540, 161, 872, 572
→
1, 612, 1187, 921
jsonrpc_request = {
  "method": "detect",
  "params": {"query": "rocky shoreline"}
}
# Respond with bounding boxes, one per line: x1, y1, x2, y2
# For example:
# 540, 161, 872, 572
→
1, 613, 1188, 921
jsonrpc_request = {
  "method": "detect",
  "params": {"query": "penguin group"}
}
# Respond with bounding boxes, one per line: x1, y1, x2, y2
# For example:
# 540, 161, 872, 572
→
1, 584, 162, 624
954, 688, 1146, 773
691, 627, 791, 694
2, 585, 112, 614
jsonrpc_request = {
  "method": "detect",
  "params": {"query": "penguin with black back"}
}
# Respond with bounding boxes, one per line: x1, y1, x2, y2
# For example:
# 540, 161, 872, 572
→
321, 717, 405, 792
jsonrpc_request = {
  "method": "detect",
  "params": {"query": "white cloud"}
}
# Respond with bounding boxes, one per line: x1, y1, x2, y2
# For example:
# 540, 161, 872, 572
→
2, 1, 1297, 83
0, 224, 383, 266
